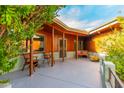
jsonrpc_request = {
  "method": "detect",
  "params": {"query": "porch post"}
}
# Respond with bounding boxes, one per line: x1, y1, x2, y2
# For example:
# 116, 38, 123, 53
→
62, 32, 65, 62
26, 39, 28, 52
51, 27, 55, 66
76, 35, 78, 59
29, 37, 33, 76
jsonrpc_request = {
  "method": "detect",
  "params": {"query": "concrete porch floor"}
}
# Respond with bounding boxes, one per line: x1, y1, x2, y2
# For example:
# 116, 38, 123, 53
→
0, 58, 102, 88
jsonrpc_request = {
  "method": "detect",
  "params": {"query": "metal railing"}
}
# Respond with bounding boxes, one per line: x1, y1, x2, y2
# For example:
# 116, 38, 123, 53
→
108, 68, 124, 88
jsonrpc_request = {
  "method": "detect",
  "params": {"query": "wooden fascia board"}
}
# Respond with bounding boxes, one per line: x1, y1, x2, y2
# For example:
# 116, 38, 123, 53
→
89, 20, 118, 35
47, 24, 87, 36
53, 18, 88, 35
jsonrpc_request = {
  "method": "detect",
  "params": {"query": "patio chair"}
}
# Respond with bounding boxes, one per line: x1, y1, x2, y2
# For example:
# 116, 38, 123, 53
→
22, 53, 39, 72
42, 52, 51, 65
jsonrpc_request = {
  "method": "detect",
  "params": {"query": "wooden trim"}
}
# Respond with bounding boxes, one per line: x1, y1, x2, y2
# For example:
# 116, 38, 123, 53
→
29, 37, 33, 76
58, 38, 67, 51
26, 39, 28, 52
53, 18, 88, 34
34, 34, 46, 52
51, 27, 55, 66
62, 33, 65, 62
47, 24, 86, 36
76, 35, 78, 59
58, 39, 67, 51
58, 38, 67, 58
89, 19, 117, 34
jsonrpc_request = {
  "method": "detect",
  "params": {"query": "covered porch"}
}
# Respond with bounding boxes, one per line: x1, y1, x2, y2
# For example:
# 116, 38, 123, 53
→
0, 58, 102, 88
26, 18, 88, 76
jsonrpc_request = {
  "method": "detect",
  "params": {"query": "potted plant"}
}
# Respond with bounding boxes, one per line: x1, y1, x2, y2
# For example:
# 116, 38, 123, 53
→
0, 80, 11, 88
89, 55, 100, 62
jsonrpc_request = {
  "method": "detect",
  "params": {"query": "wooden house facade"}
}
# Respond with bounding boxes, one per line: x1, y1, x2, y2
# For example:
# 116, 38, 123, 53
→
84, 19, 121, 52
1, 17, 121, 76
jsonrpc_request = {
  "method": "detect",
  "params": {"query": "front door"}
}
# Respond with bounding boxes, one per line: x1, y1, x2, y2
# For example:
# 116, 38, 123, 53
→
59, 39, 67, 58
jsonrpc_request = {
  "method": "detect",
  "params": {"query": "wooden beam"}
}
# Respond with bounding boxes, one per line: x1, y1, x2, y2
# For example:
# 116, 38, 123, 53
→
51, 27, 55, 66
47, 24, 86, 36
62, 32, 65, 62
76, 35, 78, 59
29, 37, 33, 76
26, 39, 28, 52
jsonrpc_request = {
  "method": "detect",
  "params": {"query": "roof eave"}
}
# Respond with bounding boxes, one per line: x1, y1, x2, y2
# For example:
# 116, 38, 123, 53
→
53, 18, 88, 35
89, 18, 118, 35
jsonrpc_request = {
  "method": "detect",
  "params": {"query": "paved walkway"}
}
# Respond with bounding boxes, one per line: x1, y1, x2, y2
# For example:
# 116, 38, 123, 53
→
0, 58, 102, 88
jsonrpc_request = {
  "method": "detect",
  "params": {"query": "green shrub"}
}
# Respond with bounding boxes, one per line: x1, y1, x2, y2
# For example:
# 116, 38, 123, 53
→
0, 6, 63, 77
0, 79, 10, 84
99, 17, 124, 81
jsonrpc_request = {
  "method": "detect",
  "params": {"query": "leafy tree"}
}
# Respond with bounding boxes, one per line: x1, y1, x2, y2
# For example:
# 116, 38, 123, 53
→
98, 17, 124, 81
0, 5, 64, 76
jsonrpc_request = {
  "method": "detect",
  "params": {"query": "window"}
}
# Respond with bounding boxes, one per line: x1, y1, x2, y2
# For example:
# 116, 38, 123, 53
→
33, 35, 45, 52
74, 40, 84, 50
78, 40, 84, 50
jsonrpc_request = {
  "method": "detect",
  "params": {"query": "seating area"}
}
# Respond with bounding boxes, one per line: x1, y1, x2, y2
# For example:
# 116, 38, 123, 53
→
77, 51, 102, 62
77, 50, 88, 57
22, 52, 51, 72
22, 53, 39, 72
21, 50, 102, 76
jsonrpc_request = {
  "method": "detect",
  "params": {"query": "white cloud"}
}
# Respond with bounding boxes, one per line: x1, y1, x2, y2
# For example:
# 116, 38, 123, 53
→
68, 7, 81, 15
87, 20, 103, 27
61, 7, 81, 18
104, 5, 115, 8
85, 27, 95, 31
57, 16, 103, 31
58, 16, 86, 29
58, 16, 86, 28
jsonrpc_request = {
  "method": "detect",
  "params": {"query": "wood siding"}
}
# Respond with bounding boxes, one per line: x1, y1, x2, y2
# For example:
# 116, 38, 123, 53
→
35, 29, 76, 52
85, 24, 121, 52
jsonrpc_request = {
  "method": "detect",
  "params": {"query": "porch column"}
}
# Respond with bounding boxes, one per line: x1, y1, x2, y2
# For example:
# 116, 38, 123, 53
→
29, 37, 33, 76
26, 39, 28, 52
62, 32, 65, 62
51, 27, 55, 66
76, 35, 78, 59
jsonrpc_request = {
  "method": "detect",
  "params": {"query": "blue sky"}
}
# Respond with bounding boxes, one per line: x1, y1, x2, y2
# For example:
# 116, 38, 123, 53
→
57, 5, 124, 31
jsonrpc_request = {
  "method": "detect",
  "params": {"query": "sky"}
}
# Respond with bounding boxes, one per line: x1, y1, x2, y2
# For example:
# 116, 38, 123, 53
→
57, 5, 124, 31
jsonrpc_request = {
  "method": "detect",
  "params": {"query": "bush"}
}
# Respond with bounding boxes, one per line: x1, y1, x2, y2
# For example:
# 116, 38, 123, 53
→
0, 6, 63, 77
0, 79, 10, 84
98, 17, 124, 81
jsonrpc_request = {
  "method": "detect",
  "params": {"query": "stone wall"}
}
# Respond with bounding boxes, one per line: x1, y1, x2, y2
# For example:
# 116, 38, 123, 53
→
100, 61, 124, 88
